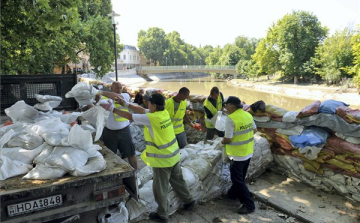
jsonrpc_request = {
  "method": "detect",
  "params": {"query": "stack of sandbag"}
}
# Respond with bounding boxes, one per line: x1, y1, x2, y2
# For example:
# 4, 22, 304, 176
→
255, 99, 360, 202
33, 94, 62, 111
129, 123, 146, 152
126, 134, 273, 222
0, 101, 107, 180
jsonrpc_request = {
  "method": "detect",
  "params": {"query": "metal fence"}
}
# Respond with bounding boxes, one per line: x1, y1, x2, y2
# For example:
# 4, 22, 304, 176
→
1, 74, 78, 113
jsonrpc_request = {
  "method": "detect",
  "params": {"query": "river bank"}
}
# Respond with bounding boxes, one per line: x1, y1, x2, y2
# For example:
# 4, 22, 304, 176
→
228, 79, 360, 108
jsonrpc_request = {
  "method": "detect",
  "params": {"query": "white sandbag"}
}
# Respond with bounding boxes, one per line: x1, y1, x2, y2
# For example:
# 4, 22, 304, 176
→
2, 143, 46, 164
98, 202, 128, 223
28, 117, 70, 136
35, 94, 62, 103
282, 111, 300, 122
183, 158, 212, 180
80, 124, 96, 133
276, 125, 304, 136
0, 123, 28, 137
126, 198, 148, 222
60, 112, 82, 124
22, 163, 67, 180
5, 100, 39, 122
81, 106, 106, 141
137, 165, 153, 187
33, 144, 54, 164
44, 146, 89, 172
42, 132, 68, 146
298, 145, 324, 160
7, 132, 44, 150
71, 152, 106, 177
215, 111, 226, 132
180, 149, 189, 162
64, 124, 93, 150
181, 167, 198, 188
253, 116, 271, 122
65, 82, 98, 107
34, 102, 54, 111
0, 129, 15, 149
0, 155, 32, 180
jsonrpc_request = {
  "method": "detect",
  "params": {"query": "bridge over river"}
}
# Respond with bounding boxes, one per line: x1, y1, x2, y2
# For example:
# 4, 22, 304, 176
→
136, 65, 238, 78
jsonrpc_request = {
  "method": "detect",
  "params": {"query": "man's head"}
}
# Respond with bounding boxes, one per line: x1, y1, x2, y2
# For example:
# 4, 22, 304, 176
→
224, 96, 242, 114
176, 87, 190, 101
139, 89, 144, 94
148, 93, 165, 113
210, 87, 219, 100
111, 81, 122, 94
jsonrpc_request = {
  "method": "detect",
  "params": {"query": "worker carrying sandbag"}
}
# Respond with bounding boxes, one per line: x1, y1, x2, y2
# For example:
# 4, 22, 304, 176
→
101, 93, 196, 223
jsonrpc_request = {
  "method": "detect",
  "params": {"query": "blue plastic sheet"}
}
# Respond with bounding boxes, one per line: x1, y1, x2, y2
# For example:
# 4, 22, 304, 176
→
319, 99, 349, 114
289, 126, 330, 148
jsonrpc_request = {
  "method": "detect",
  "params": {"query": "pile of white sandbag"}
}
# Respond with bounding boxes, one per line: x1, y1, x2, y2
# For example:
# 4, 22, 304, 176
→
126, 135, 272, 222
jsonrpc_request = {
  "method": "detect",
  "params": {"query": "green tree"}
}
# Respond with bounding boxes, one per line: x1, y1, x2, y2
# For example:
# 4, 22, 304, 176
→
350, 28, 360, 90
234, 36, 259, 60
275, 11, 328, 83
313, 28, 354, 84
137, 27, 168, 65
206, 46, 222, 65
218, 44, 244, 66
1, 0, 117, 76
252, 26, 281, 75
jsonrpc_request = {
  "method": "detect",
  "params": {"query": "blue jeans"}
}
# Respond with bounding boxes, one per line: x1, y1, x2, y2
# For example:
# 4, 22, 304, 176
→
228, 158, 255, 210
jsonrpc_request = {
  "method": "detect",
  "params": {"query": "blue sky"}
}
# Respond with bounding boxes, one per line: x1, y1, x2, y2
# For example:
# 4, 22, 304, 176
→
112, 0, 359, 48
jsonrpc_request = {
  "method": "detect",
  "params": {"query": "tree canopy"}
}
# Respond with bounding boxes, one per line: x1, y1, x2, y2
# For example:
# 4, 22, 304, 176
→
1, 0, 121, 76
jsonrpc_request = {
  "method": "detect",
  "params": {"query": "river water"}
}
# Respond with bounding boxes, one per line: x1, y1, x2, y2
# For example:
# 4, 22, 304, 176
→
133, 77, 316, 111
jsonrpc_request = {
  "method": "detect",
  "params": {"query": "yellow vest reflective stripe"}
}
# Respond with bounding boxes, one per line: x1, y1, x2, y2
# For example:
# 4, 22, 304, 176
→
165, 97, 187, 134
103, 96, 129, 122
203, 94, 222, 128
226, 109, 254, 157
141, 110, 180, 167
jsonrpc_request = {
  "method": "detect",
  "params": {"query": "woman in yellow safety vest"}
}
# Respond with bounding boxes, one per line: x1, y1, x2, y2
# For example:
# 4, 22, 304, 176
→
203, 86, 225, 140
101, 93, 196, 223
221, 96, 256, 215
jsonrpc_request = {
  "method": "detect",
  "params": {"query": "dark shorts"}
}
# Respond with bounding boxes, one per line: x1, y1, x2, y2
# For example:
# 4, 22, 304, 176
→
176, 131, 188, 149
102, 125, 136, 159
206, 128, 225, 140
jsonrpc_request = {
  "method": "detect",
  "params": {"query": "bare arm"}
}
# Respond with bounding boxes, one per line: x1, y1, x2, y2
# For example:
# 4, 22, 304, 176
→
183, 113, 194, 127
102, 91, 124, 100
116, 97, 146, 114
112, 108, 134, 121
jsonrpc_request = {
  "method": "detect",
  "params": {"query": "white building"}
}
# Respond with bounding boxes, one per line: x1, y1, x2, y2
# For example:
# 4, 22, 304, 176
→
118, 45, 141, 69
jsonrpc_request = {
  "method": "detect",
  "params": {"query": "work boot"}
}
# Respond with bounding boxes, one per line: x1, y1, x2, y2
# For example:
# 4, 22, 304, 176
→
183, 200, 197, 211
149, 212, 168, 223
237, 206, 255, 215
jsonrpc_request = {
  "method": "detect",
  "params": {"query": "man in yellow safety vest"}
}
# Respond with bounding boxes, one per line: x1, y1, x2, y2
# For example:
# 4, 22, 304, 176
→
203, 86, 225, 140
221, 96, 256, 215
165, 87, 195, 149
101, 93, 196, 223
97, 81, 137, 170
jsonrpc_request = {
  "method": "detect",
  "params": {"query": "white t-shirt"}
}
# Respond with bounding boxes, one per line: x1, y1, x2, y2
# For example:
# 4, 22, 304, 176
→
106, 93, 131, 130
224, 116, 257, 161
132, 109, 155, 138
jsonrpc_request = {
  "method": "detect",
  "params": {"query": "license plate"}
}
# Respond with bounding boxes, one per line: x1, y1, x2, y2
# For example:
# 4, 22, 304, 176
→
7, 194, 63, 217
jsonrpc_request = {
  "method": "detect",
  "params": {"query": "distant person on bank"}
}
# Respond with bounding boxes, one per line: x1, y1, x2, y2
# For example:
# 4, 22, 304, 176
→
221, 96, 256, 215
203, 86, 225, 140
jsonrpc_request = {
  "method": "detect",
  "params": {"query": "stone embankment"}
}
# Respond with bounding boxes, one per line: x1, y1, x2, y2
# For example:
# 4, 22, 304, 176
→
228, 79, 360, 107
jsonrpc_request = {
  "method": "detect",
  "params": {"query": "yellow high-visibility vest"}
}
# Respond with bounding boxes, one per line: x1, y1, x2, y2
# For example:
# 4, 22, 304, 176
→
226, 109, 254, 157
103, 96, 129, 122
141, 110, 180, 168
165, 97, 187, 134
203, 94, 222, 128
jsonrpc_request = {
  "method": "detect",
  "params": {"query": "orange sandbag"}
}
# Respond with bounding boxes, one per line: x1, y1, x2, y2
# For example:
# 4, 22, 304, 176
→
275, 133, 293, 150
2, 120, 13, 126
297, 100, 321, 118
335, 106, 360, 124
326, 136, 360, 155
